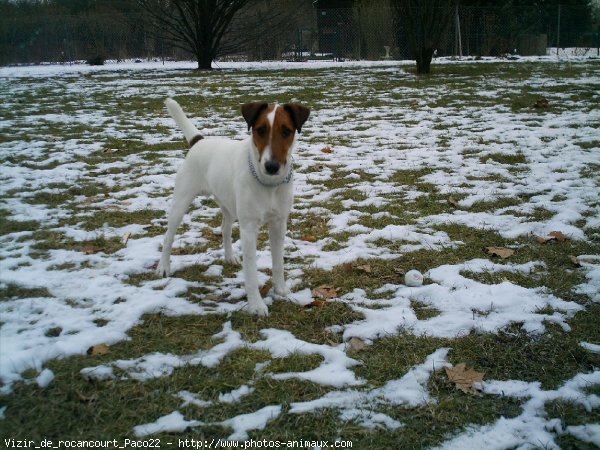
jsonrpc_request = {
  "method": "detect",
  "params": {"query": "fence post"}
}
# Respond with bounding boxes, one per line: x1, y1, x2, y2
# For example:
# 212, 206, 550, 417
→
455, 3, 462, 58
556, 4, 561, 57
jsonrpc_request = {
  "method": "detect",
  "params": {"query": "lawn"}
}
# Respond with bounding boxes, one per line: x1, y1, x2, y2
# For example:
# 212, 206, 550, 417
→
0, 57, 599, 449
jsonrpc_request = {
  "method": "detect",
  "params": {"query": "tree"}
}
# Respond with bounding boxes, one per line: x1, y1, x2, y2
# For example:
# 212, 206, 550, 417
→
391, 0, 455, 74
138, 0, 251, 69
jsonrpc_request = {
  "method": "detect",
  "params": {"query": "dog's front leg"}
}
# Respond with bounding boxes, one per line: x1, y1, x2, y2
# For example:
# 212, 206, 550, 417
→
221, 209, 240, 265
240, 221, 269, 316
269, 217, 290, 298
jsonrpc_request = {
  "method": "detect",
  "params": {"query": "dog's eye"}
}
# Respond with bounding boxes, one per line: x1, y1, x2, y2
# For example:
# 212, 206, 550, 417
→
256, 126, 267, 137
282, 127, 292, 138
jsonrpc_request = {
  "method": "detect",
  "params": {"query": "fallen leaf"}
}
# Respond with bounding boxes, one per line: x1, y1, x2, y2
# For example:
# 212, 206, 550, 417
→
312, 284, 338, 299
87, 343, 109, 356
342, 262, 355, 273
76, 391, 98, 403
533, 98, 550, 108
394, 267, 406, 276
83, 244, 96, 255
300, 235, 318, 243
321, 146, 334, 153
535, 231, 568, 244
570, 255, 598, 266
347, 337, 367, 352
445, 363, 485, 395
535, 235, 552, 244
485, 246, 515, 259
259, 281, 272, 298
448, 196, 460, 207
305, 299, 327, 308
356, 264, 372, 274
548, 231, 568, 242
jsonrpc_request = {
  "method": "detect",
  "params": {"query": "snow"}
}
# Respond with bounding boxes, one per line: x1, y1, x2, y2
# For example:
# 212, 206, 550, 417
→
220, 405, 282, 441
566, 424, 600, 446
250, 329, 364, 387
1, 57, 599, 445
435, 370, 600, 449
218, 385, 255, 404
133, 411, 201, 437
289, 348, 450, 429
580, 342, 600, 353
35, 368, 54, 388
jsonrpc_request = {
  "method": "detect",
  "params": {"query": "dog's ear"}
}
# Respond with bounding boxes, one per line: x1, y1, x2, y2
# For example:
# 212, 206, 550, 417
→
283, 104, 310, 133
241, 102, 269, 131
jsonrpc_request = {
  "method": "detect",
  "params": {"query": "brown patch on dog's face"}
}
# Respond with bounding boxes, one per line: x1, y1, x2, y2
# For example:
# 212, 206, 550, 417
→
241, 102, 310, 176
249, 104, 275, 161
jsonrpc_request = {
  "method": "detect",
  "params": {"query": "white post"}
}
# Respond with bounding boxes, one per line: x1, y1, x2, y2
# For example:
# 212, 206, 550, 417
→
455, 4, 463, 58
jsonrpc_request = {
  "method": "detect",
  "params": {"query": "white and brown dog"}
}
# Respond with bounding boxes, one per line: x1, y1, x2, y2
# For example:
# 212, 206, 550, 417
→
157, 98, 310, 316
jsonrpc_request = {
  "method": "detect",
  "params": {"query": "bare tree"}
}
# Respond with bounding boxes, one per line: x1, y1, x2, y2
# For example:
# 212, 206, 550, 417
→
138, 0, 251, 69
391, 0, 455, 74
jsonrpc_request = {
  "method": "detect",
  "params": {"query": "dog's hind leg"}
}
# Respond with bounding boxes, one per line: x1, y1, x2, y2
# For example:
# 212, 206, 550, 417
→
156, 168, 200, 277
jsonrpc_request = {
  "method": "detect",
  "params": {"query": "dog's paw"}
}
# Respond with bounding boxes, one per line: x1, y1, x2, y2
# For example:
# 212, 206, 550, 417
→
225, 253, 241, 266
246, 300, 269, 317
273, 285, 291, 299
156, 259, 171, 277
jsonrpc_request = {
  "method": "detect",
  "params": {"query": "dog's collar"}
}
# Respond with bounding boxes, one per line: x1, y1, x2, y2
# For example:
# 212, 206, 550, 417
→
247, 148, 294, 187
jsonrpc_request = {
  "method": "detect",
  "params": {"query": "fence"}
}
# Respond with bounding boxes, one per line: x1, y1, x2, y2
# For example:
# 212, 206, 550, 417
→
0, 4, 597, 66
308, 4, 599, 61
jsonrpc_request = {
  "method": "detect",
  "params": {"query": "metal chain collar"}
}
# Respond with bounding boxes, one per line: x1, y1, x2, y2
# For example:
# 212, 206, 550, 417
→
247, 148, 294, 187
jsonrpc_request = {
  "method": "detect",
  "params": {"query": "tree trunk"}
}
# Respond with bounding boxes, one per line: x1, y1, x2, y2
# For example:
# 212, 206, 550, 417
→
196, 51, 213, 70
392, 0, 454, 75
415, 47, 433, 74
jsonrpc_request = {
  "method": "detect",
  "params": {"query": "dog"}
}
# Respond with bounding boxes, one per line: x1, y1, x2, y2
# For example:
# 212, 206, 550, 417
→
157, 98, 310, 316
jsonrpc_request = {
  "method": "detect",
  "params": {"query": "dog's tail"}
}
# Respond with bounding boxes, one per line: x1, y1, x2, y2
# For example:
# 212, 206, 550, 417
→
165, 98, 203, 147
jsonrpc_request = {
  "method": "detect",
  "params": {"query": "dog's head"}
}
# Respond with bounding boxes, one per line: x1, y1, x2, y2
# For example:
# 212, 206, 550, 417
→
242, 102, 310, 178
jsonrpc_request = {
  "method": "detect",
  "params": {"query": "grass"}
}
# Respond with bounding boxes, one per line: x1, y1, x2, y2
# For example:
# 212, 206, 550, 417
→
1, 59, 599, 448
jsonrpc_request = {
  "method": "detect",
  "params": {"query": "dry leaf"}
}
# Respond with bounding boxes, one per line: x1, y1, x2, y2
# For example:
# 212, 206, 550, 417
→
321, 146, 334, 153
570, 255, 597, 266
83, 244, 96, 255
76, 391, 98, 403
535, 231, 568, 244
445, 363, 485, 395
356, 264, 372, 274
87, 343, 110, 355
342, 262, 355, 273
394, 267, 406, 276
259, 281, 272, 298
300, 235, 318, 243
548, 231, 568, 242
347, 337, 367, 352
305, 299, 327, 308
312, 284, 338, 299
448, 196, 460, 207
485, 246, 515, 259
121, 232, 131, 245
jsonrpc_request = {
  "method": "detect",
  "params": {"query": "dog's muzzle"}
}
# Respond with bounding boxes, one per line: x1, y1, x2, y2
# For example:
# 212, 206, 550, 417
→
264, 159, 280, 175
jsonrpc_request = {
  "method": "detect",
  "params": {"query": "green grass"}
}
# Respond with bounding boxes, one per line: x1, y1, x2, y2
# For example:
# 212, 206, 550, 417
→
1, 59, 599, 448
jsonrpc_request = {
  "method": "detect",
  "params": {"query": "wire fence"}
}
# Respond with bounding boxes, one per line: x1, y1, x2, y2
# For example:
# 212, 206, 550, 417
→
1, 4, 597, 66
309, 4, 599, 61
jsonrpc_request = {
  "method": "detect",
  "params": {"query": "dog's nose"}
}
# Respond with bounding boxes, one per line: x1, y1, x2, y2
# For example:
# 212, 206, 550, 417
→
264, 159, 280, 175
